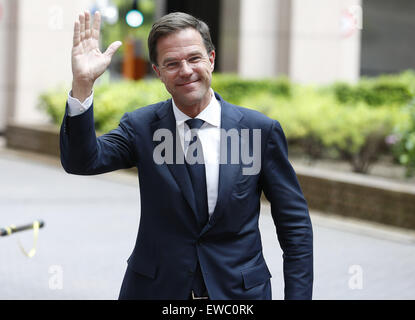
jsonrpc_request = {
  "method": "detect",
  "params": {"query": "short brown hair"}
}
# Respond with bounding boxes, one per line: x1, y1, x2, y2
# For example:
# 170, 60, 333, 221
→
148, 12, 215, 66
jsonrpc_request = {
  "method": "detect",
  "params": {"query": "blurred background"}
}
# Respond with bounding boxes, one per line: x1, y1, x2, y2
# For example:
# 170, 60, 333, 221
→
0, 0, 414, 300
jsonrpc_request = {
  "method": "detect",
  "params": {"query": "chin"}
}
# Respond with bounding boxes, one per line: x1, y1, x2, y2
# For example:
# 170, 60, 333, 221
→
172, 86, 210, 107
179, 91, 203, 103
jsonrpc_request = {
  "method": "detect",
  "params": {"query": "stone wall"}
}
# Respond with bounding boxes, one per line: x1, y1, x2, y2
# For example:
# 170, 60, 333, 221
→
296, 168, 415, 230
6, 122, 60, 157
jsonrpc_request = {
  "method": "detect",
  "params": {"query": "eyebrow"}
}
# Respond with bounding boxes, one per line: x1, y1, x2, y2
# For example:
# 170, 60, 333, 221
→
161, 50, 204, 65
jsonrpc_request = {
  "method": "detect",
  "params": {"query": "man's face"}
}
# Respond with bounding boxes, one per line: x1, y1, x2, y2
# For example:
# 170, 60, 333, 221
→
153, 28, 215, 111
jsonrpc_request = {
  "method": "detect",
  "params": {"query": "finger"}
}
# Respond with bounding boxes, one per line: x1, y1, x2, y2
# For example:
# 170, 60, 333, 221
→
104, 41, 122, 59
79, 13, 85, 42
85, 11, 91, 39
92, 11, 101, 41
73, 21, 80, 47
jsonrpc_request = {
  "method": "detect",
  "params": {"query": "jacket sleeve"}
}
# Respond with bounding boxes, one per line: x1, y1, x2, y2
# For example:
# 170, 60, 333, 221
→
60, 102, 136, 175
260, 119, 313, 300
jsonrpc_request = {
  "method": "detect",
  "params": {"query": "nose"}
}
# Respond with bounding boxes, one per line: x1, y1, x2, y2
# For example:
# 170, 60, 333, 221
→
178, 60, 193, 77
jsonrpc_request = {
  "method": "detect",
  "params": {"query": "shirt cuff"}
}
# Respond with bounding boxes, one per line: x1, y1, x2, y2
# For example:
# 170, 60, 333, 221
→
67, 90, 94, 117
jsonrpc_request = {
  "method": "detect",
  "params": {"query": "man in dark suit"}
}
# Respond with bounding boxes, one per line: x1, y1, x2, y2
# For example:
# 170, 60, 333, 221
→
61, 11, 313, 300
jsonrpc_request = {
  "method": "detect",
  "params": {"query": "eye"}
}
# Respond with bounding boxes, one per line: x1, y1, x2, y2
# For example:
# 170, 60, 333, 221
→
188, 56, 202, 63
165, 61, 179, 69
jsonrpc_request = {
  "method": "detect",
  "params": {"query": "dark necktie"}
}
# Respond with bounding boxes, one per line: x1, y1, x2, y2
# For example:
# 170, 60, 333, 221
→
185, 118, 209, 227
186, 118, 209, 297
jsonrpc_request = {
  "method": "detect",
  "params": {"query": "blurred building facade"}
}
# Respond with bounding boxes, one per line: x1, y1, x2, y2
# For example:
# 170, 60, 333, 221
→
360, 0, 415, 76
0, 0, 95, 132
0, 0, 414, 132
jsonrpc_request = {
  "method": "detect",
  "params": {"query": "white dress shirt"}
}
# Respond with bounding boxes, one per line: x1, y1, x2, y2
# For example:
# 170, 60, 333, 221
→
171, 89, 221, 216
67, 89, 221, 216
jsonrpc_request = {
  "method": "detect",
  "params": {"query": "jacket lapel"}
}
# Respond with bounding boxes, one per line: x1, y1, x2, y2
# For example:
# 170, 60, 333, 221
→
151, 100, 199, 222
202, 94, 245, 234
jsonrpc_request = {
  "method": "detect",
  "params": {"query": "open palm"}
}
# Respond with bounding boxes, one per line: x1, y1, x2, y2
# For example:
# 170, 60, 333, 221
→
72, 11, 121, 84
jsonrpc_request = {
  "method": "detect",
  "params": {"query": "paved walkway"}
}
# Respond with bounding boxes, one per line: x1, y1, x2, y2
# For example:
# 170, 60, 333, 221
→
1, 147, 415, 300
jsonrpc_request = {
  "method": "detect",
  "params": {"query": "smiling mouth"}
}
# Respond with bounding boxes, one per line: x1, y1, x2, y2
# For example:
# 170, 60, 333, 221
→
177, 80, 199, 86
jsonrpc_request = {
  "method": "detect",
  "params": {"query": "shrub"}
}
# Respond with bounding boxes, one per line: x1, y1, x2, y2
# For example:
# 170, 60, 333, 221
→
240, 86, 407, 173
392, 98, 415, 176
211, 74, 291, 105
37, 86, 68, 125
92, 80, 169, 132
331, 75, 413, 107
38, 79, 169, 133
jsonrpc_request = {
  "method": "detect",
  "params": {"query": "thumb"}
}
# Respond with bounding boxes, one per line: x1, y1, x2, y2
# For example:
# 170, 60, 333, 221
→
104, 41, 122, 59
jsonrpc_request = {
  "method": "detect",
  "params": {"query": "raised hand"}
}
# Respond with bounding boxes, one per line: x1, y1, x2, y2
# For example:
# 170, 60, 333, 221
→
71, 11, 122, 102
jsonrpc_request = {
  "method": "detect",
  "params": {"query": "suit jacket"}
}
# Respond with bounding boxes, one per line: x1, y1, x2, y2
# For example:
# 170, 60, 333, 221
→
60, 92, 313, 300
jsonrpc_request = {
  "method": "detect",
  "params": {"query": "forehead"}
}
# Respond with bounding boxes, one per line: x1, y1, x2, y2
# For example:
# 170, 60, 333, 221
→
156, 28, 207, 63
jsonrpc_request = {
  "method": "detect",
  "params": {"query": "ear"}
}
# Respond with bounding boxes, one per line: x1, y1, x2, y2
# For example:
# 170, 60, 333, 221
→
209, 50, 215, 72
152, 64, 161, 78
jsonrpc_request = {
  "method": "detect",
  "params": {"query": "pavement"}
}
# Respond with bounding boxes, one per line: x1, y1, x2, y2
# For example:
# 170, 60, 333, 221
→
1, 144, 415, 300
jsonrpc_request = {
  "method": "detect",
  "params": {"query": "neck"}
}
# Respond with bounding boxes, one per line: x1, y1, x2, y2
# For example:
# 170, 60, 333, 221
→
178, 104, 206, 118
174, 90, 212, 118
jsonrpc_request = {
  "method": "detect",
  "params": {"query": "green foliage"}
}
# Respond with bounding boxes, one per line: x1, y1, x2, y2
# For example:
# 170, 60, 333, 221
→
211, 74, 291, 105
330, 71, 415, 107
38, 79, 169, 133
393, 98, 415, 176
240, 85, 408, 173
37, 86, 69, 125
92, 80, 169, 132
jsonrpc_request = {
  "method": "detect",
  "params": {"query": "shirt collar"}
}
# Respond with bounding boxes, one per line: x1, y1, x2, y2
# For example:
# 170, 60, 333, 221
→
171, 89, 221, 128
